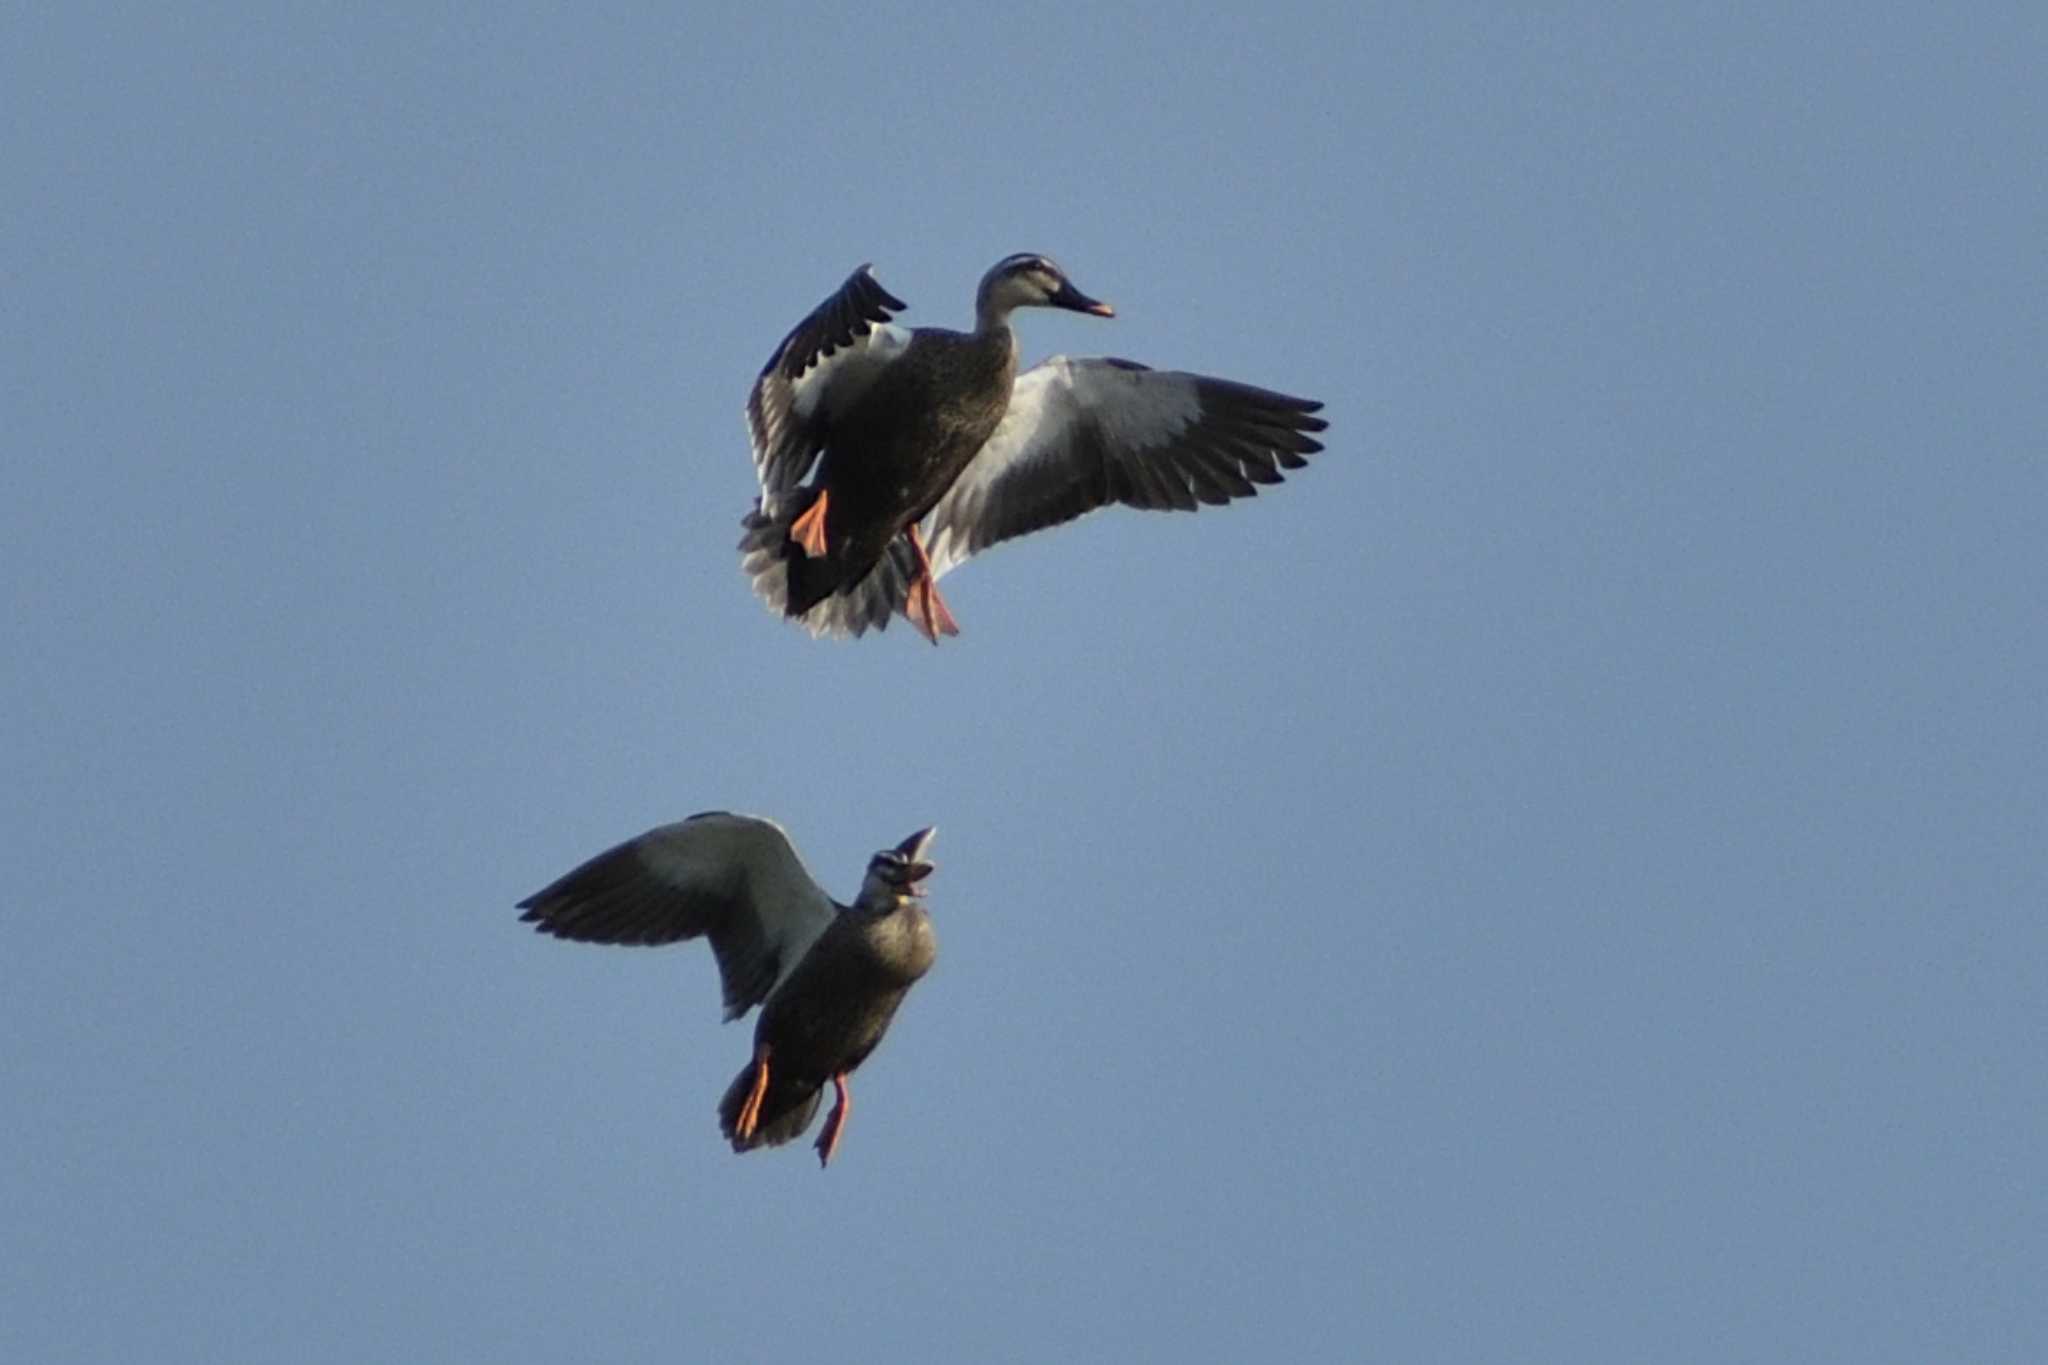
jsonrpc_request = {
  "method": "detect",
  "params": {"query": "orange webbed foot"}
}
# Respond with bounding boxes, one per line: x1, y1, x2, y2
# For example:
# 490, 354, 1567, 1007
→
902, 523, 961, 645
905, 576, 961, 645
734, 1045, 772, 1143
789, 491, 830, 559
814, 1074, 852, 1168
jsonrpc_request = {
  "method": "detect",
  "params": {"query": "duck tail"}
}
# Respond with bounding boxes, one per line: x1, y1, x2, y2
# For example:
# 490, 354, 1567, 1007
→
716, 1055, 824, 1152
737, 499, 917, 639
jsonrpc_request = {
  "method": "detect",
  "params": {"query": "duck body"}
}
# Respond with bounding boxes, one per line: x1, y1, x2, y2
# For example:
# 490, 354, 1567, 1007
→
782, 324, 1016, 617
715, 895, 938, 1148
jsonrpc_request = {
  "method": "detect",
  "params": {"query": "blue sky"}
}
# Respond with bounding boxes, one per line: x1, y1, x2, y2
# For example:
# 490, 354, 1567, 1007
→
5, 4, 2043, 1360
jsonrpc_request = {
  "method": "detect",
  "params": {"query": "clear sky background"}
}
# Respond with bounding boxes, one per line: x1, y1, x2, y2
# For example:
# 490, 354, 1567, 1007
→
5, 4, 2043, 1361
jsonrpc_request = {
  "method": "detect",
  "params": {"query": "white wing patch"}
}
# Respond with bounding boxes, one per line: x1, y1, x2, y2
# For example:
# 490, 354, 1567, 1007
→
789, 323, 910, 425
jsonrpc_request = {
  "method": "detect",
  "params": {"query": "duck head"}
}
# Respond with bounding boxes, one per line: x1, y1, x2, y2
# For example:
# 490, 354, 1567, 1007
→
976, 254, 1114, 325
857, 826, 938, 908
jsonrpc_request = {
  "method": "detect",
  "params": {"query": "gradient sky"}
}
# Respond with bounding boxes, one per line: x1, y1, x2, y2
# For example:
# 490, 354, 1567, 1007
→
6, 4, 2044, 1361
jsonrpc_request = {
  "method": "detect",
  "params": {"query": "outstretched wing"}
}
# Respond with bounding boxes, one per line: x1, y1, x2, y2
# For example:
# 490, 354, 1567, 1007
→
518, 812, 838, 1022
921, 357, 1326, 579
746, 265, 910, 500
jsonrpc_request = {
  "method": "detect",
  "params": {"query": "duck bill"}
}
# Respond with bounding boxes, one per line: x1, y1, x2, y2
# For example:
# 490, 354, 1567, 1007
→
1052, 281, 1115, 317
892, 826, 937, 893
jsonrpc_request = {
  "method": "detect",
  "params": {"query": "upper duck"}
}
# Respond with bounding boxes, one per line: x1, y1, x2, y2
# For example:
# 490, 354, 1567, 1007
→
740, 254, 1328, 643
518, 813, 938, 1168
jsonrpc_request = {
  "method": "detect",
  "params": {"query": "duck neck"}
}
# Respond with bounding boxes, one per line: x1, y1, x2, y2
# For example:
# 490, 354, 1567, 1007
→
972, 297, 1020, 347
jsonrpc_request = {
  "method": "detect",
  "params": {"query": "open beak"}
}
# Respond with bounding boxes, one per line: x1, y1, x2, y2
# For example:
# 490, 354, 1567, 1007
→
1051, 280, 1115, 317
896, 827, 937, 891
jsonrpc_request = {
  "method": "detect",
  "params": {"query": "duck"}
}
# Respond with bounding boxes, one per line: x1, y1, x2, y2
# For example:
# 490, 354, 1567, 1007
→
739, 254, 1328, 642
518, 814, 938, 1168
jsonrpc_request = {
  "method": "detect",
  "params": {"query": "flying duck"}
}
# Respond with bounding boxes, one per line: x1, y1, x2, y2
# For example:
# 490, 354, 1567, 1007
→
739, 254, 1328, 642
518, 814, 938, 1168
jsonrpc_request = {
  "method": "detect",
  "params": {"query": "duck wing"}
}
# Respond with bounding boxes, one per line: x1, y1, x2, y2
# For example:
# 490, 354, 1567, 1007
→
746, 265, 911, 500
518, 812, 838, 1022
920, 357, 1326, 580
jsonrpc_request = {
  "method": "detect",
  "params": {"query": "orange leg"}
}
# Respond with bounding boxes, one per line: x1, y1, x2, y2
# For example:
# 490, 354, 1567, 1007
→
814, 1073, 852, 1168
735, 1043, 772, 1142
789, 490, 830, 558
902, 524, 961, 644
